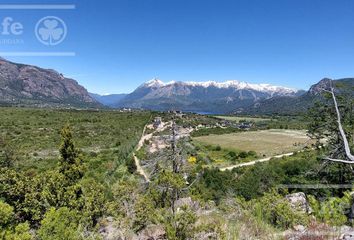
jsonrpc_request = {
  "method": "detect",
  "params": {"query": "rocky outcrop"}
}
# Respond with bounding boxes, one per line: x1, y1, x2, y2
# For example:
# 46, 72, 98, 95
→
99, 217, 166, 240
285, 223, 354, 240
175, 197, 200, 212
138, 225, 166, 240
285, 192, 312, 214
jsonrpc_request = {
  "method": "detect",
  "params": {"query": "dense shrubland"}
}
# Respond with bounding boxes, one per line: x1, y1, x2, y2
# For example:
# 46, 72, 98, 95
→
0, 108, 152, 239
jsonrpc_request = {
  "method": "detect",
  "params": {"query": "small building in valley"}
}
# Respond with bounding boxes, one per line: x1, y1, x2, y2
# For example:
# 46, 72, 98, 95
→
153, 117, 162, 128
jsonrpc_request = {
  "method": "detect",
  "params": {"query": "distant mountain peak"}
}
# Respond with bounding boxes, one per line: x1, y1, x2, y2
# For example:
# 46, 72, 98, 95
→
143, 78, 165, 87
309, 77, 333, 95
141, 79, 298, 94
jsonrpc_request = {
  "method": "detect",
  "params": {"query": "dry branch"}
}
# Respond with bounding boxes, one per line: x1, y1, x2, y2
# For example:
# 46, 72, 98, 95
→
324, 81, 354, 163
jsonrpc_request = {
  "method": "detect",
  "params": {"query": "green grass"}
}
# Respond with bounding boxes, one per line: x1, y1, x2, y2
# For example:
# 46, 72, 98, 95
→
191, 141, 258, 168
0, 107, 152, 179
193, 129, 312, 157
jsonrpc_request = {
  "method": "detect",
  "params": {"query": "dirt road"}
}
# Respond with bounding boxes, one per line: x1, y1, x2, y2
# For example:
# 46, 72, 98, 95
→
133, 121, 171, 182
220, 152, 295, 171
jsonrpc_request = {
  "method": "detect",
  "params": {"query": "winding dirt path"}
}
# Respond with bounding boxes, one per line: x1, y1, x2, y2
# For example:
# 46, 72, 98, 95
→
133, 125, 152, 182
133, 121, 171, 182
220, 152, 295, 171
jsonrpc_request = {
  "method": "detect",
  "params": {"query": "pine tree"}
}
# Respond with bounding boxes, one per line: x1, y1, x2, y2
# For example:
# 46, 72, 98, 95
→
58, 125, 84, 184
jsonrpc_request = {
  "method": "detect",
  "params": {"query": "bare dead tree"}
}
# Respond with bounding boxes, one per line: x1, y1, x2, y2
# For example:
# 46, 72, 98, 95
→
171, 120, 179, 173
170, 118, 182, 213
321, 80, 354, 163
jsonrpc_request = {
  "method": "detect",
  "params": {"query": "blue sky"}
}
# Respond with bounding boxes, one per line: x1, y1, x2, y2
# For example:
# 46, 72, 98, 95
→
1, 0, 354, 94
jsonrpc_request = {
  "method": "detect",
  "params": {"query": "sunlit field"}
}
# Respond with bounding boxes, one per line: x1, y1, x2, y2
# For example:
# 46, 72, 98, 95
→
193, 129, 312, 157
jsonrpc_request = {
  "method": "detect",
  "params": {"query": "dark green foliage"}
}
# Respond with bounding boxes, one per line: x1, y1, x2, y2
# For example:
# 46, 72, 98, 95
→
257, 115, 309, 130
59, 125, 84, 184
192, 151, 322, 203
191, 168, 234, 204
191, 127, 240, 137
126, 156, 137, 174
214, 145, 221, 151
228, 151, 237, 158
238, 151, 248, 159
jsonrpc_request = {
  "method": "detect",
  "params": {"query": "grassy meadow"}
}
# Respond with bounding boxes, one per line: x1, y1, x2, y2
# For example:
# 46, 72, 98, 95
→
191, 141, 258, 168
193, 129, 312, 157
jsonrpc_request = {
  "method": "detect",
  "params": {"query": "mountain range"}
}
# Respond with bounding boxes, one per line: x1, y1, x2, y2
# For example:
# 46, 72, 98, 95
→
112, 79, 303, 114
1, 58, 353, 114
92, 78, 354, 114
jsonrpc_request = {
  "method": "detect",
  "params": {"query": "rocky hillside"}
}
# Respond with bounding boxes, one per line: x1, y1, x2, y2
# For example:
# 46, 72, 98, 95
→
115, 79, 301, 114
240, 78, 354, 115
0, 58, 100, 108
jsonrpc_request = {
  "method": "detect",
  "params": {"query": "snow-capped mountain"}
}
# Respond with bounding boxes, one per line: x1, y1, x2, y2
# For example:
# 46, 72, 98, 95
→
115, 78, 302, 114
142, 79, 297, 95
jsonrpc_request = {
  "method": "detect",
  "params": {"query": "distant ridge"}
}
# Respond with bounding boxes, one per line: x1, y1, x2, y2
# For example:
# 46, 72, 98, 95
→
239, 78, 354, 115
0, 58, 101, 108
89, 93, 127, 107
